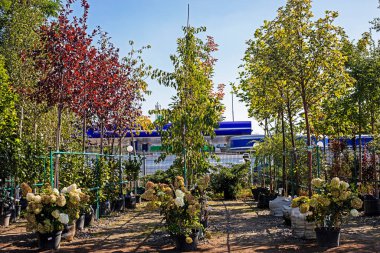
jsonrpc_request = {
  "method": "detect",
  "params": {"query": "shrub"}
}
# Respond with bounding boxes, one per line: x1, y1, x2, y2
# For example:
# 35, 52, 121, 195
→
210, 163, 249, 200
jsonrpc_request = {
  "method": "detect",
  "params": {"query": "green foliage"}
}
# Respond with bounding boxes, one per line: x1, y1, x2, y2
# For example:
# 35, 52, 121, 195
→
123, 155, 142, 181
151, 26, 225, 183
236, 0, 352, 195
210, 164, 249, 200
0, 55, 19, 180
144, 170, 172, 185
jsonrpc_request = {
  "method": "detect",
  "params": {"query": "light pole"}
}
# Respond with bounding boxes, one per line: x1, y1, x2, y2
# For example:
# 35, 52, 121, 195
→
316, 141, 324, 178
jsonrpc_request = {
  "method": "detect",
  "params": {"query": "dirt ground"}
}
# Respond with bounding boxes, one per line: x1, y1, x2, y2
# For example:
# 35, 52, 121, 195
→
1, 199, 379, 253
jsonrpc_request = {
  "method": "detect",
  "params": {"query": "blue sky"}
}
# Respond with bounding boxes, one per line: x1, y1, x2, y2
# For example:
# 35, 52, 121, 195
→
74, 0, 380, 134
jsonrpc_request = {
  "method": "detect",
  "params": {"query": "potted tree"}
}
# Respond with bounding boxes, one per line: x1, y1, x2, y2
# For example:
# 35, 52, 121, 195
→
292, 177, 363, 248
362, 142, 380, 216
124, 155, 141, 208
210, 164, 249, 200
142, 176, 203, 251
0, 191, 14, 227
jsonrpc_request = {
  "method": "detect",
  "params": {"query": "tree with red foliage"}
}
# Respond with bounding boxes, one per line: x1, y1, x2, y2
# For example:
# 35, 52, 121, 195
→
34, 0, 94, 186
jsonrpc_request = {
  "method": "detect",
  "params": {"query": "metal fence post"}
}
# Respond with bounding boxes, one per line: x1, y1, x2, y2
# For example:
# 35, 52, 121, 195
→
49, 147, 54, 188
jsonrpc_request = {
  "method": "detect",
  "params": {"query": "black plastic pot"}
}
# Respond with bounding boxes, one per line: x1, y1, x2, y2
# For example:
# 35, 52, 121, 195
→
20, 198, 28, 211
363, 195, 380, 216
38, 230, 62, 250
112, 198, 124, 212
125, 195, 136, 209
252, 187, 269, 201
84, 206, 95, 227
257, 193, 277, 209
0, 212, 11, 227
10, 205, 21, 223
315, 227, 340, 248
100, 200, 111, 216
76, 213, 85, 231
223, 189, 237, 200
173, 231, 199, 252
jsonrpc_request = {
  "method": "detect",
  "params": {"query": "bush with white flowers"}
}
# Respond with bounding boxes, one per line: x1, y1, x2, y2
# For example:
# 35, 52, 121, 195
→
141, 176, 202, 244
291, 177, 363, 228
22, 183, 90, 234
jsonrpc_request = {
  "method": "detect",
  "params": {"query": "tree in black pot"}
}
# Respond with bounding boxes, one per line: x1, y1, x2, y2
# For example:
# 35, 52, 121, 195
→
210, 163, 249, 200
123, 155, 141, 208
0, 190, 14, 227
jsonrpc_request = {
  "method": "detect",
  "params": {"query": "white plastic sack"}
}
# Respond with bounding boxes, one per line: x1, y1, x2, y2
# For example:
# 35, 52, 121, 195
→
290, 207, 316, 239
269, 196, 291, 216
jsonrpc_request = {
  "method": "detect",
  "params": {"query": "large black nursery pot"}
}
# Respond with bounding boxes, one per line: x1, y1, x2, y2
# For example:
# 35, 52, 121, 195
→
37, 230, 62, 250
257, 193, 277, 209
84, 206, 95, 227
19, 198, 28, 211
112, 197, 125, 212
99, 200, 111, 216
125, 194, 136, 209
252, 187, 269, 201
76, 213, 85, 231
223, 188, 237, 200
173, 231, 199, 252
363, 195, 380, 216
315, 227, 340, 248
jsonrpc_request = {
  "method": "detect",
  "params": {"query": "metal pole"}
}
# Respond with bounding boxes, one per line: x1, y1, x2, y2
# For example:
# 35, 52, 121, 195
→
49, 147, 54, 188
316, 146, 320, 178
231, 92, 235, 122
143, 152, 147, 178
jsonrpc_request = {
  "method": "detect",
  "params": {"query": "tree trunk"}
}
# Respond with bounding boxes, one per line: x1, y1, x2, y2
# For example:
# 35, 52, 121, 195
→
371, 113, 379, 198
100, 120, 104, 154
19, 105, 24, 139
300, 89, 313, 197
54, 104, 63, 188
358, 98, 363, 182
286, 97, 298, 194
281, 109, 287, 196
82, 111, 87, 153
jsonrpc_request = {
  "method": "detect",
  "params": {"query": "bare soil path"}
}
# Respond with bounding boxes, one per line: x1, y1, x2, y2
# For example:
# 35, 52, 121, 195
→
1, 200, 379, 252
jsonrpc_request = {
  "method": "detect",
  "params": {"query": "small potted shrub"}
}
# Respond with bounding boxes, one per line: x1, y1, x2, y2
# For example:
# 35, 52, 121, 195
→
142, 176, 203, 251
292, 177, 363, 248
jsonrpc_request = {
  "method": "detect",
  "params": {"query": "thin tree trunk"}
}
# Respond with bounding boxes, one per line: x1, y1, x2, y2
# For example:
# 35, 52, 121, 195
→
19, 105, 24, 139
286, 97, 298, 193
358, 98, 363, 182
281, 109, 287, 196
301, 88, 313, 197
371, 113, 379, 198
54, 104, 63, 188
82, 111, 87, 153
100, 120, 104, 154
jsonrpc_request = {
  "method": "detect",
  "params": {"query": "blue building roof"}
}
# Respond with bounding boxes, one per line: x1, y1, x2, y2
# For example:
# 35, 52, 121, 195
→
87, 121, 252, 138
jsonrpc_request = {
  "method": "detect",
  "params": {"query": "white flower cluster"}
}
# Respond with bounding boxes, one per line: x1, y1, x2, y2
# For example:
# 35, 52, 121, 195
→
174, 189, 185, 207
